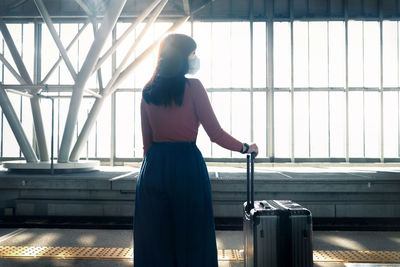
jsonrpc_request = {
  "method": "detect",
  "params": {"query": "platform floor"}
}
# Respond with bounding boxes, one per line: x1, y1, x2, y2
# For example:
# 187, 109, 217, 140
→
0, 228, 399, 266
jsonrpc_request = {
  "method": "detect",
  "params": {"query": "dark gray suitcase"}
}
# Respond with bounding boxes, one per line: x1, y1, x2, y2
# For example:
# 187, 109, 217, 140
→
243, 153, 313, 267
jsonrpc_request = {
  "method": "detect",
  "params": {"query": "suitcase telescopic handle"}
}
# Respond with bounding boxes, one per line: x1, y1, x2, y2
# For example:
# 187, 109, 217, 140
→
246, 152, 256, 210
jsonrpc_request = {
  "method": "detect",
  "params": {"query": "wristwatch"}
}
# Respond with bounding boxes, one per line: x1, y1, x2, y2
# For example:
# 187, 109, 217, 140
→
240, 143, 249, 154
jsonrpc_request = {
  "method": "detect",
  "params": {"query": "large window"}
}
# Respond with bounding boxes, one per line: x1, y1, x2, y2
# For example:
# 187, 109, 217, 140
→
1, 20, 400, 162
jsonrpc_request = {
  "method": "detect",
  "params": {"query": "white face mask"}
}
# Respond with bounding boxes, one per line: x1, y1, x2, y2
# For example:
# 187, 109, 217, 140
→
188, 55, 200, 75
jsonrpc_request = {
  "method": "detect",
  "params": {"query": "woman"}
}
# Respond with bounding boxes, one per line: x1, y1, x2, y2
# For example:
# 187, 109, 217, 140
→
134, 33, 258, 267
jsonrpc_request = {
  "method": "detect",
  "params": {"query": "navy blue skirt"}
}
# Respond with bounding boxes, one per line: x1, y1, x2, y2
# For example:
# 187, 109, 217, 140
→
134, 142, 218, 267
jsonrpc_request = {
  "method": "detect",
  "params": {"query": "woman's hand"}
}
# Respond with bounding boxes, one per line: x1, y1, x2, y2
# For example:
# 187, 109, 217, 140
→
248, 143, 258, 157
242, 143, 259, 157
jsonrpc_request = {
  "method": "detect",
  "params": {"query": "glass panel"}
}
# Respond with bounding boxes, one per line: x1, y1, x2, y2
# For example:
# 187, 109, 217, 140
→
328, 22, 345, 87
383, 21, 398, 88
22, 23, 34, 80
211, 23, 231, 88
134, 23, 156, 89
383, 91, 398, 157
116, 92, 134, 158
253, 92, 267, 158
4, 24, 21, 84
3, 94, 21, 157
77, 23, 94, 71
21, 97, 33, 154
364, 91, 380, 158
96, 97, 111, 157
293, 21, 309, 87
294, 91, 309, 157
99, 31, 113, 88
196, 92, 212, 157
309, 22, 328, 88
231, 22, 250, 88
232, 92, 251, 156
41, 97, 55, 157
273, 22, 291, 88
348, 21, 363, 87
80, 98, 97, 159
310, 91, 329, 157
116, 22, 136, 89
1, 34, 3, 84
53, 97, 63, 158
79, 24, 96, 88
363, 22, 380, 87
174, 22, 191, 36
42, 23, 60, 84
348, 91, 364, 157
134, 92, 142, 158
193, 22, 212, 87
87, 110, 96, 159
7, 24, 22, 54
329, 91, 346, 158
155, 22, 173, 42
253, 22, 266, 89
58, 96, 71, 157
211, 92, 231, 157
274, 91, 291, 158
59, 23, 78, 84
116, 22, 131, 63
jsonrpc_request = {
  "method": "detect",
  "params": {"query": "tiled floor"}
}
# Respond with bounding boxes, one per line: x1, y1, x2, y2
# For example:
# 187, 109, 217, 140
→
0, 228, 399, 266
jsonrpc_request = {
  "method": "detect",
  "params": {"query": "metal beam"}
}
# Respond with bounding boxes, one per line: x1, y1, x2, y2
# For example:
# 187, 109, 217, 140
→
0, 22, 32, 84
266, 0, 274, 160
0, 21, 49, 161
34, 0, 77, 80
58, 0, 127, 163
91, 19, 104, 94
183, 0, 190, 15
110, 27, 117, 165
2, 84, 72, 90
104, 0, 167, 96
0, 86, 38, 162
6, 89, 33, 98
0, 53, 25, 84
40, 22, 89, 85
379, 3, 384, 162
69, 16, 188, 161
86, 18, 104, 98
250, 0, 254, 143
110, 16, 189, 94
290, 2, 295, 162
84, 89, 102, 98
345, 1, 350, 162
92, 0, 163, 73
74, 0, 95, 17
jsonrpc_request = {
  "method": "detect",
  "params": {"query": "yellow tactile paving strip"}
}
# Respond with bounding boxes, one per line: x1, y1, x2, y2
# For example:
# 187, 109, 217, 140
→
313, 250, 400, 263
217, 249, 244, 261
0, 246, 133, 260
0, 246, 399, 263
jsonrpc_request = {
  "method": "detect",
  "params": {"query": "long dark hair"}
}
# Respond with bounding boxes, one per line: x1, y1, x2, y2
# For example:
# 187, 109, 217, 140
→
142, 34, 197, 107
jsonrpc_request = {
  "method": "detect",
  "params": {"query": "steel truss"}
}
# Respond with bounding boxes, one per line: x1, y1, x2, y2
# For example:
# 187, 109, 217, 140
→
0, 0, 188, 169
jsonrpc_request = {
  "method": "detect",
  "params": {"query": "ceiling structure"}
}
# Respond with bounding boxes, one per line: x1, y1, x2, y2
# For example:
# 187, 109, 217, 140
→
1, 0, 400, 22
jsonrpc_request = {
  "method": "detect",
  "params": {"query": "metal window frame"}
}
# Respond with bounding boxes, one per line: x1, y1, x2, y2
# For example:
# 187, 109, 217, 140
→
2, 11, 400, 164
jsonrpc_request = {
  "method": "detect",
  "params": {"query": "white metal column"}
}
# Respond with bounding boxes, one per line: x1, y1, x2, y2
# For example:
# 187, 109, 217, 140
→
0, 21, 49, 161
266, 0, 274, 161
290, 1, 295, 162
58, 0, 127, 163
0, 85, 38, 162
345, 2, 350, 162
34, 0, 78, 81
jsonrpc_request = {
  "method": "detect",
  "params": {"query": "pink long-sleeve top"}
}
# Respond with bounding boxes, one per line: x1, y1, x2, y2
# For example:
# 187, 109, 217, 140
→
141, 78, 243, 156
